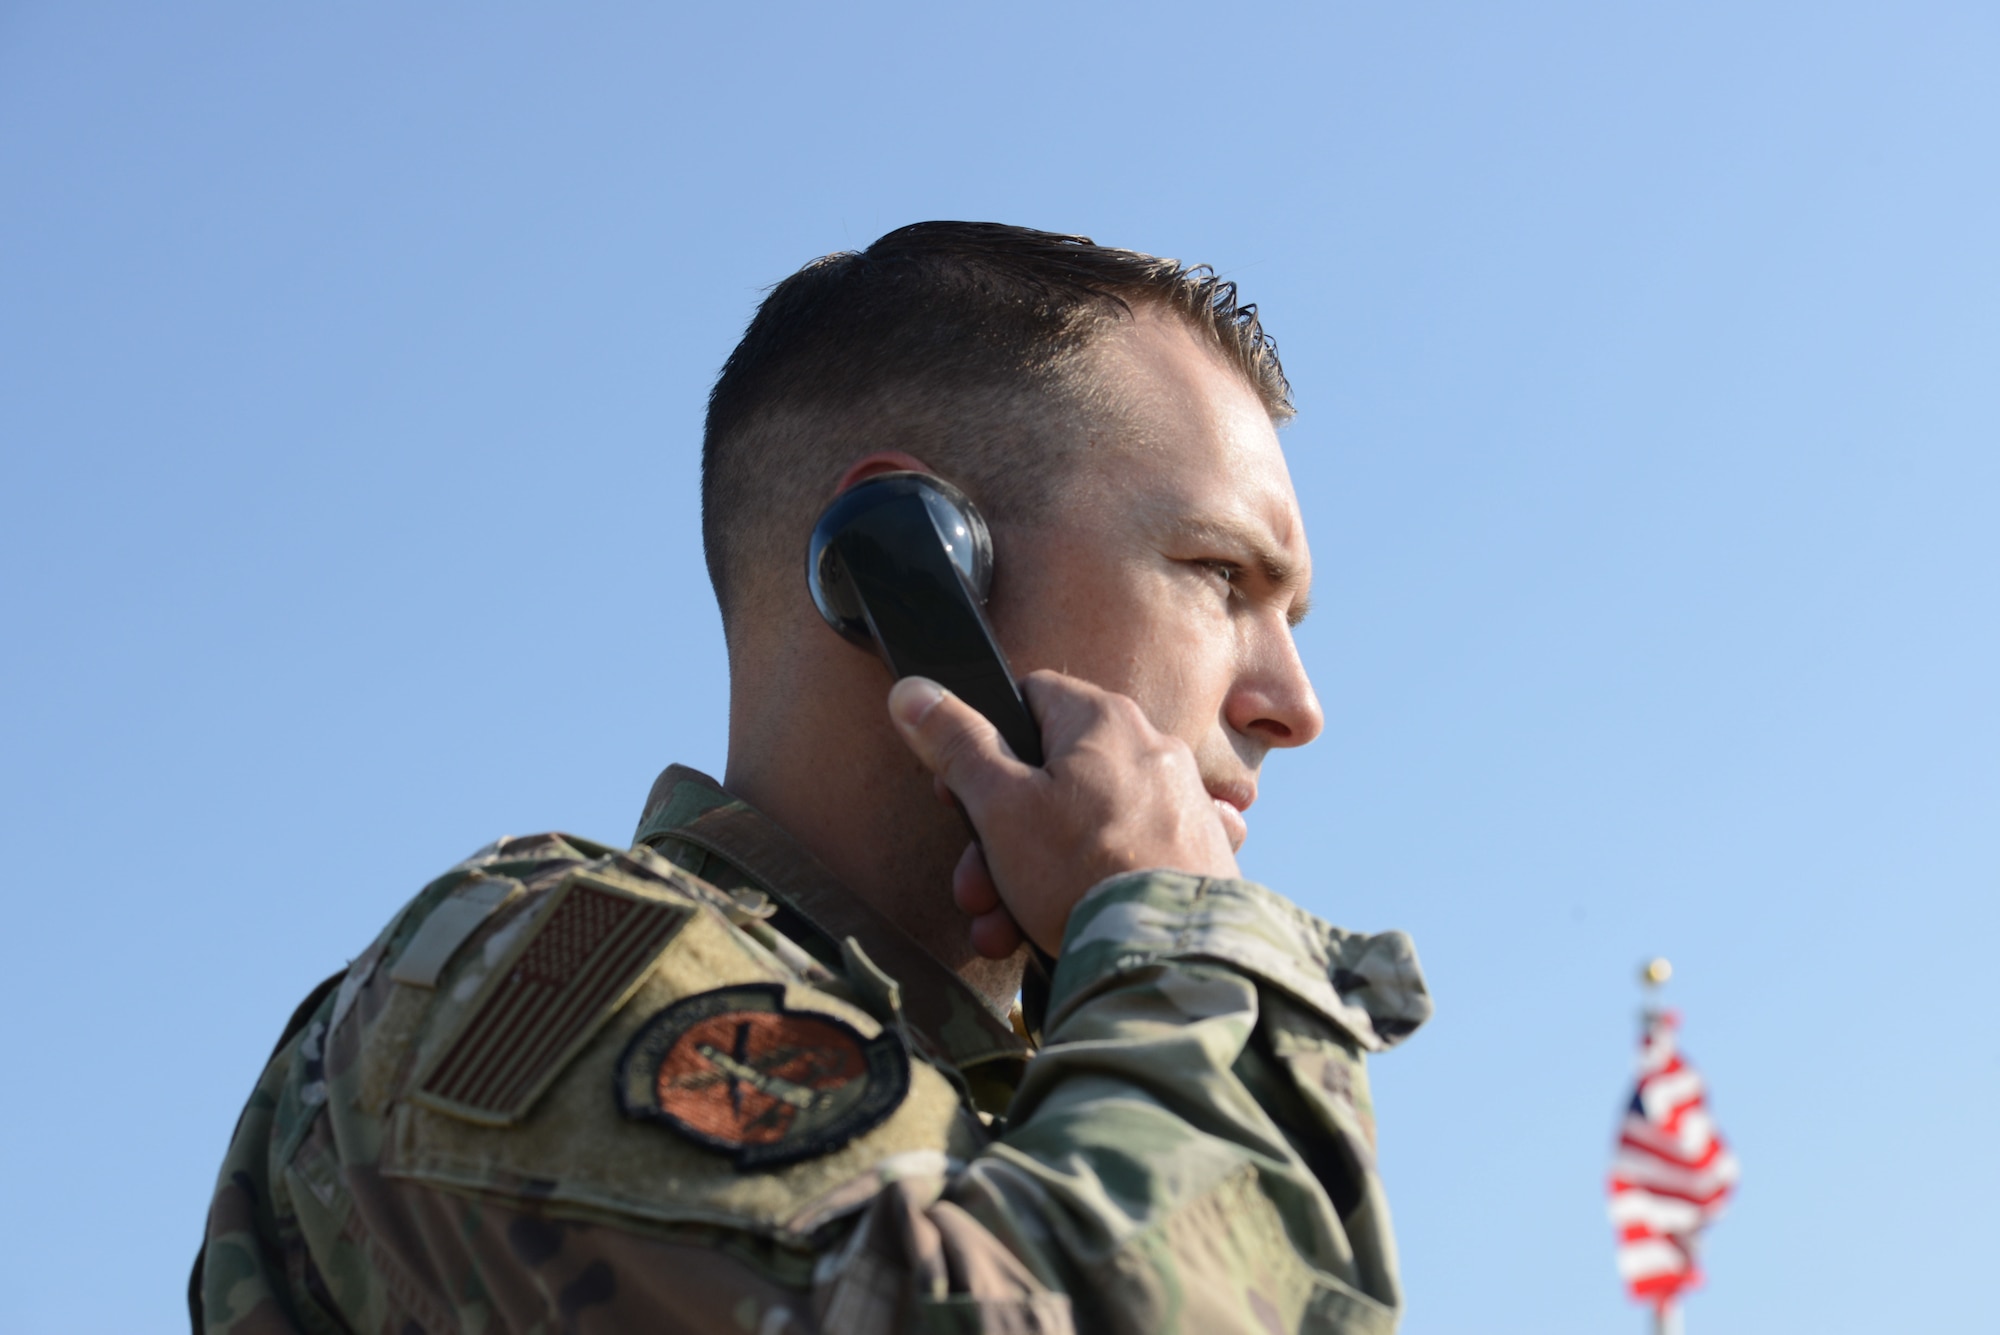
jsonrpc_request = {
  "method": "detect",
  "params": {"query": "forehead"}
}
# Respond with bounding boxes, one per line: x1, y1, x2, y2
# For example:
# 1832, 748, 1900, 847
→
1063, 306, 1308, 565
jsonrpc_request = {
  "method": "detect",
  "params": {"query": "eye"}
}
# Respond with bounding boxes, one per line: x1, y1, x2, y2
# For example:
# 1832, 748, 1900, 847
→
1194, 559, 1244, 594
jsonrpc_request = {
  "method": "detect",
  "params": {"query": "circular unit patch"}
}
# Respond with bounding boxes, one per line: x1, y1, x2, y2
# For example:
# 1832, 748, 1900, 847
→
615, 982, 910, 1168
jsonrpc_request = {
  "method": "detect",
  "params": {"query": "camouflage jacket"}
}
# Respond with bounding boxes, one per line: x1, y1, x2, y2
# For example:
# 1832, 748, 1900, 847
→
198, 765, 1431, 1334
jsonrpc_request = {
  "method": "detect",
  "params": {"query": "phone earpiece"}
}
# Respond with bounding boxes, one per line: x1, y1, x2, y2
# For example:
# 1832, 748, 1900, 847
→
808, 472, 993, 645
807, 471, 1042, 766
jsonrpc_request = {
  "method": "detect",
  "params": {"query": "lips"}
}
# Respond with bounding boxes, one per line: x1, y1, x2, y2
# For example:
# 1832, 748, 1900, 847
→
1206, 780, 1255, 853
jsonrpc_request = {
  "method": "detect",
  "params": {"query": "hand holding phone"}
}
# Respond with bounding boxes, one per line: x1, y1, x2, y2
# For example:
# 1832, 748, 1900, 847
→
888, 670, 1240, 957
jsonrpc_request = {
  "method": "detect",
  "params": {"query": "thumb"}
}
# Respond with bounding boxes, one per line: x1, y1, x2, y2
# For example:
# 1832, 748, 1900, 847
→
887, 677, 1028, 810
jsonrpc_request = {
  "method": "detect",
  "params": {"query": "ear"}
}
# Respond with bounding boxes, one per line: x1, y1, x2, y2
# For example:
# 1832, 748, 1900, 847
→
831, 450, 934, 496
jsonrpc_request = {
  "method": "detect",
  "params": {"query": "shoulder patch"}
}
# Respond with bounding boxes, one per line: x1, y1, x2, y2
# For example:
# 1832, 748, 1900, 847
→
411, 870, 696, 1125
616, 983, 910, 1169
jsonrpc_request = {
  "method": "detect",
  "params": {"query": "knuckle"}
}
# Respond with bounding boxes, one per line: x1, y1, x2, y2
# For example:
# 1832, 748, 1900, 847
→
1141, 735, 1197, 781
1144, 741, 1190, 775
929, 715, 989, 777
1022, 669, 1078, 707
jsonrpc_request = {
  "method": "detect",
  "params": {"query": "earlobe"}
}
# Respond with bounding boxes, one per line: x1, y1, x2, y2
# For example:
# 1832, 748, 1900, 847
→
832, 451, 935, 496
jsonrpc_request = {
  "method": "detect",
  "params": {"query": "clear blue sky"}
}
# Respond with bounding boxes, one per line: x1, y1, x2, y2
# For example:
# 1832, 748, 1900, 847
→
3, 5, 1994, 1331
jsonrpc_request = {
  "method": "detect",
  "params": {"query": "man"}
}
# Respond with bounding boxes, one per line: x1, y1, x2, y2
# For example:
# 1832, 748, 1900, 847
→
198, 222, 1431, 1334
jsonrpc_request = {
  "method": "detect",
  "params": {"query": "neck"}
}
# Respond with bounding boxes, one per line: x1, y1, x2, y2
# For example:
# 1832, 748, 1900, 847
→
722, 627, 1025, 1011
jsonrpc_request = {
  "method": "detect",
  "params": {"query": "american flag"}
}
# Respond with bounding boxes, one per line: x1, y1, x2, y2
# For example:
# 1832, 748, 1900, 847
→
1607, 1010, 1739, 1312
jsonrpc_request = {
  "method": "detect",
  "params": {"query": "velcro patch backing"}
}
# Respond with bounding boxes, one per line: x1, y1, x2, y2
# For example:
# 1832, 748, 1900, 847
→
411, 871, 695, 1125
389, 877, 521, 989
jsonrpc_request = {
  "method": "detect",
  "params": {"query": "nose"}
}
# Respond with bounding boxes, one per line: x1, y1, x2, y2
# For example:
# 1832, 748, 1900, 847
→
1225, 619, 1325, 751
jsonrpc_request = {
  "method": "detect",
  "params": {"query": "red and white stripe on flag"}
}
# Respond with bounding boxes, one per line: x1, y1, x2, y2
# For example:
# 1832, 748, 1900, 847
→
1607, 1010, 1738, 1309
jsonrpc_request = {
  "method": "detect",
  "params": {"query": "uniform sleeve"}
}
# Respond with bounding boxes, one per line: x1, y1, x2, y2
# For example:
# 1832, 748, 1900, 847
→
817, 871, 1432, 1335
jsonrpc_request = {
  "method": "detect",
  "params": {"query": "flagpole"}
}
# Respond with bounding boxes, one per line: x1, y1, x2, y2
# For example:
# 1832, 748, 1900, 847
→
1642, 958, 1675, 1335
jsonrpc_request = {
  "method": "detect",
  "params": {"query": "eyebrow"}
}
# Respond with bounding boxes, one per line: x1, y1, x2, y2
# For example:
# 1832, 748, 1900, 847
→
1166, 516, 1313, 626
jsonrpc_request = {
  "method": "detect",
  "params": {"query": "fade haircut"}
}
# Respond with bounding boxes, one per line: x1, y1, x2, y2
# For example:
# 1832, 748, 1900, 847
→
701, 221, 1291, 628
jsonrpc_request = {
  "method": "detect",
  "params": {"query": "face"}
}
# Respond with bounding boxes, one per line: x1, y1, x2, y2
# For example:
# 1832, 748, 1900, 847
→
985, 305, 1323, 851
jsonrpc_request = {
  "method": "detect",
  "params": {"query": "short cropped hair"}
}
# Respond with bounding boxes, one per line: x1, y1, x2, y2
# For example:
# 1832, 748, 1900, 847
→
700, 221, 1291, 626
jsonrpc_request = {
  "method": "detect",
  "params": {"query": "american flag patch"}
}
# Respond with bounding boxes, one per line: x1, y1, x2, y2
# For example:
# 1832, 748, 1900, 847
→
412, 871, 695, 1125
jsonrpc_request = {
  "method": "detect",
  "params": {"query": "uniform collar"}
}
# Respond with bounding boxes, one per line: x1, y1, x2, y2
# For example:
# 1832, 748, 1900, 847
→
633, 765, 1030, 1077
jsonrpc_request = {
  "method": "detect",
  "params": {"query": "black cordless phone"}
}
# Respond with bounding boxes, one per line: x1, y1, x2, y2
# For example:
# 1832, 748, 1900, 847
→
808, 472, 1044, 767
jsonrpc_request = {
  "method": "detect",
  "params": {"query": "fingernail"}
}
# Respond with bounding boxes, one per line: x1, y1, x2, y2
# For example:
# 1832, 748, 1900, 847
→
889, 676, 946, 728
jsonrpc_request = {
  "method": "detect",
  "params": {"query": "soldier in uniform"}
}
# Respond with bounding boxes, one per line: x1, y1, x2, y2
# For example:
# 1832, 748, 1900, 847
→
196, 222, 1433, 1334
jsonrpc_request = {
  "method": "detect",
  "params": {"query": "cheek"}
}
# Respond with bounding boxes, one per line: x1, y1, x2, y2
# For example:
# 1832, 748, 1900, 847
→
1109, 578, 1246, 741
997, 580, 1150, 686
1120, 629, 1239, 746
987, 539, 1149, 678
1001, 565, 1236, 739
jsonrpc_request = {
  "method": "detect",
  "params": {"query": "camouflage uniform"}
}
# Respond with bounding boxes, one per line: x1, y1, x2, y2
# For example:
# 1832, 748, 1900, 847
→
198, 765, 1431, 1334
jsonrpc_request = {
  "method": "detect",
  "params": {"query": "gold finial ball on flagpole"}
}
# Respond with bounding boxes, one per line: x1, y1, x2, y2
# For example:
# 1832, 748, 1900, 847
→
1642, 957, 1673, 987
